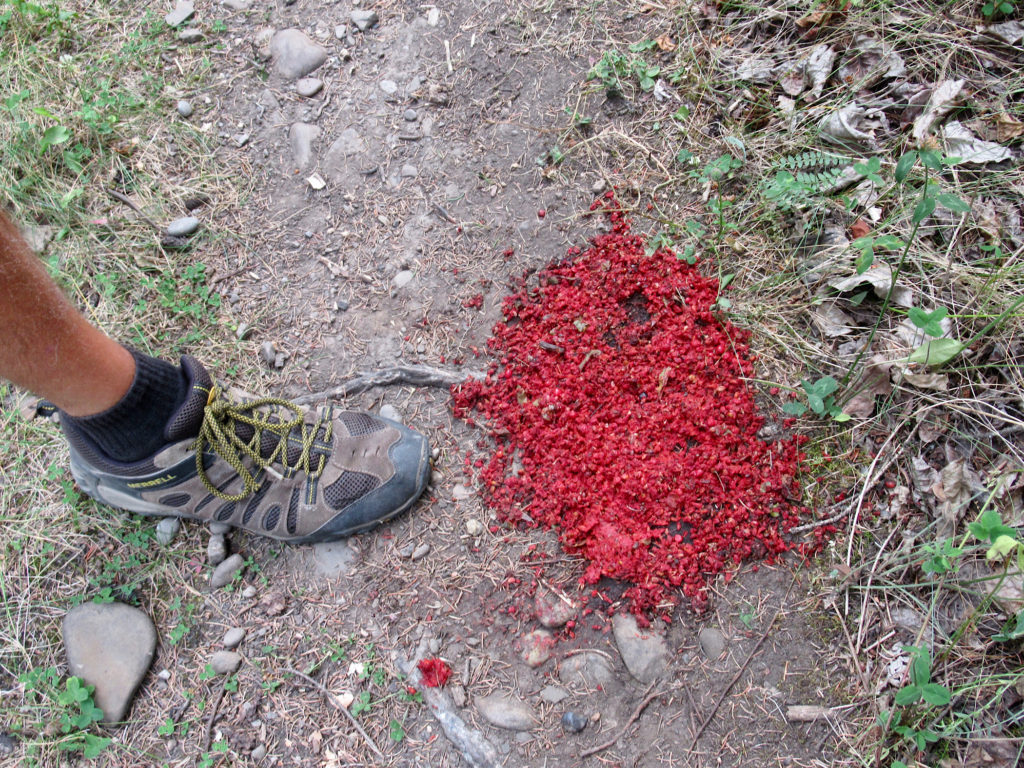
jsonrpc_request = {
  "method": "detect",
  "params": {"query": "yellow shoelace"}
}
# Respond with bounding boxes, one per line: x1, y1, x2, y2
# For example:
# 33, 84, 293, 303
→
193, 390, 331, 501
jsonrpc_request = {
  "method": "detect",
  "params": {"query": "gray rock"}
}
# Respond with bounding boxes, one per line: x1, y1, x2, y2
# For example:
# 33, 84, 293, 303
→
452, 483, 473, 501
296, 77, 323, 97
288, 122, 320, 169
0, 732, 16, 757
211, 553, 245, 589
539, 684, 570, 705
476, 692, 535, 731
164, 1, 194, 27
561, 711, 588, 733
232, 132, 250, 147
155, 517, 180, 547
312, 541, 358, 577
411, 542, 431, 560
465, 518, 483, 535
178, 27, 203, 43
558, 652, 614, 688
613, 614, 669, 683
222, 0, 250, 10
404, 108, 418, 121
166, 216, 200, 237
209, 522, 231, 535
698, 627, 726, 660
401, 164, 418, 178
270, 29, 328, 79
251, 744, 267, 761
379, 404, 402, 423
393, 270, 414, 289
260, 341, 277, 367
176, 99, 194, 118
63, 602, 156, 723
379, 79, 398, 96
534, 586, 577, 628
223, 627, 246, 649
207, 534, 228, 567
241, 585, 258, 599
519, 629, 554, 668
210, 650, 242, 675
350, 9, 379, 31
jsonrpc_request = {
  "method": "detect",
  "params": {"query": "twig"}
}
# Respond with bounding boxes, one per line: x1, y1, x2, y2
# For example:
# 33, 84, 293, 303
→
397, 653, 501, 768
291, 365, 485, 405
282, 667, 386, 761
202, 684, 228, 752
688, 572, 798, 751
579, 679, 663, 759
104, 187, 161, 232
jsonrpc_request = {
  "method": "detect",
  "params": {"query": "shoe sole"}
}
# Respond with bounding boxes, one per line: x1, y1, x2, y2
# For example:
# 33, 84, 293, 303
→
68, 435, 431, 545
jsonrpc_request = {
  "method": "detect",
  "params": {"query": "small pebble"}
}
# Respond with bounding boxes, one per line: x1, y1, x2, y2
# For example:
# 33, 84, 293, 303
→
178, 27, 203, 43
155, 517, 180, 546
393, 270, 414, 289
561, 711, 588, 733
176, 100, 194, 118
411, 543, 431, 560
209, 650, 242, 675
236, 323, 253, 340
466, 518, 484, 536
233, 133, 250, 147
241, 586, 258, 599
430, 470, 443, 486
210, 553, 244, 589
336, 298, 350, 312
260, 341, 277, 367
223, 627, 246, 649
166, 216, 200, 237
157, 669, 172, 681
207, 534, 228, 567
401, 164, 418, 178
251, 744, 267, 761
350, 9, 379, 31
452, 484, 473, 501
295, 77, 323, 97
379, 79, 398, 96
379, 404, 402, 423
404, 108, 418, 121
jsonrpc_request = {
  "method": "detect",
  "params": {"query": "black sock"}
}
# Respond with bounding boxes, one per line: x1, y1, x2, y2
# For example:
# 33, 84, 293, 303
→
62, 350, 189, 462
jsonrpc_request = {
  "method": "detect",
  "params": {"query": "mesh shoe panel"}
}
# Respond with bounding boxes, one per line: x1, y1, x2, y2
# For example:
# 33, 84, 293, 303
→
242, 481, 271, 524
287, 488, 301, 535
339, 412, 385, 437
324, 471, 380, 510
263, 505, 281, 531
158, 493, 192, 508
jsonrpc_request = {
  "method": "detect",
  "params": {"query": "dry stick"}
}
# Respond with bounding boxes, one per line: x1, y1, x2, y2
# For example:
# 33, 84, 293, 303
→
579, 679, 663, 759
104, 187, 161, 232
687, 573, 799, 752
202, 684, 228, 752
282, 667, 386, 761
291, 365, 485, 405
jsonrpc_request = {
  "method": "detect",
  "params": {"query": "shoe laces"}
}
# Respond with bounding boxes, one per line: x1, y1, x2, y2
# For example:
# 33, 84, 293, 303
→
193, 388, 332, 501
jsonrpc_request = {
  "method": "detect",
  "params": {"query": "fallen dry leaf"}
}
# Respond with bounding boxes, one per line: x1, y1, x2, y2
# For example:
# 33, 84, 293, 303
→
820, 102, 885, 149
995, 112, 1024, 143
912, 79, 966, 143
942, 120, 1014, 165
656, 34, 676, 52
829, 264, 913, 307
848, 218, 871, 239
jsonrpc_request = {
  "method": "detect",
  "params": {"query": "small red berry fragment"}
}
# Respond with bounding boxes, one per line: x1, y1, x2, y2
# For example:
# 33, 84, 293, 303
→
417, 658, 451, 687
537, 209, 546, 219
463, 294, 484, 310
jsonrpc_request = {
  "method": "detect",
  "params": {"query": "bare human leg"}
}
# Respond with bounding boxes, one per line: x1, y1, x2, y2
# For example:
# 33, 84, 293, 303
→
0, 210, 134, 416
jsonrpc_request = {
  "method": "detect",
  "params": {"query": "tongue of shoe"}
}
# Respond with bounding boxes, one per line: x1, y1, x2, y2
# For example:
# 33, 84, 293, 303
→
164, 356, 216, 442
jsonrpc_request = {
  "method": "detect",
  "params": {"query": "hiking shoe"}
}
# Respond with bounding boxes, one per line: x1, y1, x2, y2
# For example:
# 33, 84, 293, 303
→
61, 356, 430, 543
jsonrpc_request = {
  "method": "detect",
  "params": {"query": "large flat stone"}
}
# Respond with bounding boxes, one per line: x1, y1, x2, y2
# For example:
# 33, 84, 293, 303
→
270, 29, 327, 79
613, 614, 669, 683
63, 602, 156, 723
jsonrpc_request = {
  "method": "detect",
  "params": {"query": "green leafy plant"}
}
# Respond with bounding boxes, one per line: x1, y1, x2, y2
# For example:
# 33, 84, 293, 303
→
920, 538, 964, 574
18, 668, 111, 759
389, 718, 406, 742
761, 151, 847, 211
783, 376, 850, 421
895, 645, 951, 707
351, 690, 372, 717
982, 0, 1015, 17
588, 49, 661, 95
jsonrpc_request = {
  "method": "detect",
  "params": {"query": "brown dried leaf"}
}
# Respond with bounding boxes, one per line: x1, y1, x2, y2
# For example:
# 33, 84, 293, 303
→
996, 112, 1024, 143
656, 35, 676, 52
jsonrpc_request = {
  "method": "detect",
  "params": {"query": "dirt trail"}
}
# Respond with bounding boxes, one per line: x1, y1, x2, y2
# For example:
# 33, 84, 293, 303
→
144, 2, 847, 765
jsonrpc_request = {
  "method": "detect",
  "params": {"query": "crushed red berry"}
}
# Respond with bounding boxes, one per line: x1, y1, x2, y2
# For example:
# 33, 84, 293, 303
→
453, 196, 809, 614
417, 657, 452, 687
